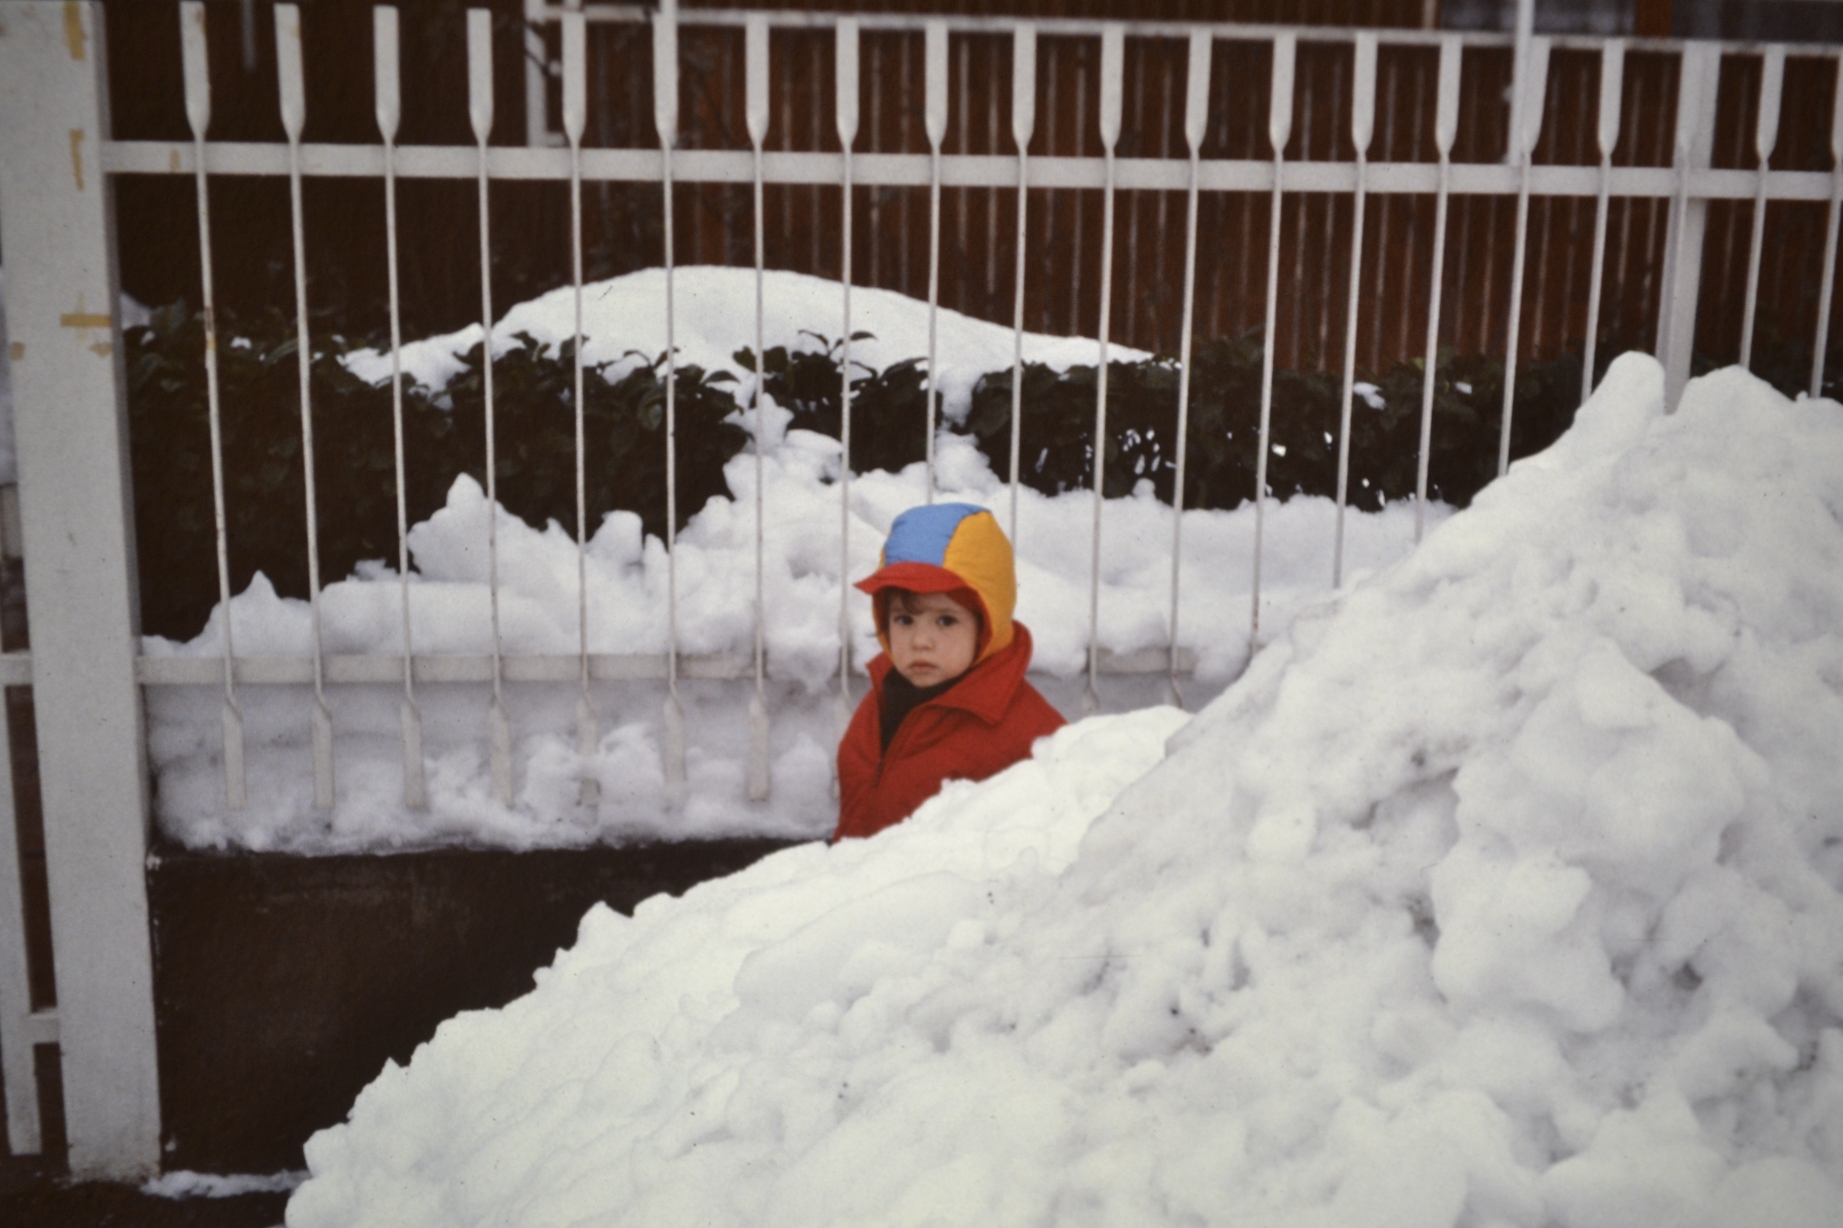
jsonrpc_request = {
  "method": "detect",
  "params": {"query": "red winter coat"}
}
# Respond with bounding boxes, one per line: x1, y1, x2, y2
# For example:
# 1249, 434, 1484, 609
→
834, 622, 1066, 840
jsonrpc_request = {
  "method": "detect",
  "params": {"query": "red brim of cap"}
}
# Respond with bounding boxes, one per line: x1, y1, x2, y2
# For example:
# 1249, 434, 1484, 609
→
855, 561, 994, 658
853, 560, 967, 597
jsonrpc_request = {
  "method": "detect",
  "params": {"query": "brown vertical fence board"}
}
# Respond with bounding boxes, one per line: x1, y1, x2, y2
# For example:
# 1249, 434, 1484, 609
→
100, 0, 1843, 444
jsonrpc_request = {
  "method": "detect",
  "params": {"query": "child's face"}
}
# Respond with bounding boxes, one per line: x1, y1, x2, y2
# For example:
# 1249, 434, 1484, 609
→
887, 591, 980, 687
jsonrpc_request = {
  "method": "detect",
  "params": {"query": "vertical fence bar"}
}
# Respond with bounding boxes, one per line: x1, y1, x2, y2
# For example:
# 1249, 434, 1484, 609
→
1334, 31, 1376, 589
1250, 32, 1294, 652
1008, 23, 1035, 545
835, 18, 859, 768
655, 0, 686, 794
1415, 35, 1461, 543
1084, 24, 1124, 716
1812, 52, 1843, 398
0, 0, 160, 1175
1167, 28, 1211, 710
180, 1, 247, 811
468, 10, 514, 805
524, 0, 550, 147
375, 6, 424, 809
1497, 36, 1550, 479
563, 9, 596, 805
746, 13, 772, 802
1740, 45, 1785, 372
1661, 42, 1719, 409
924, 20, 948, 502
276, 5, 337, 810
1583, 38, 1623, 406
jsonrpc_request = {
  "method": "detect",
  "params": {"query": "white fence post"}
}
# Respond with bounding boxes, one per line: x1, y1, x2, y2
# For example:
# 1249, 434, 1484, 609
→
0, 1, 160, 1179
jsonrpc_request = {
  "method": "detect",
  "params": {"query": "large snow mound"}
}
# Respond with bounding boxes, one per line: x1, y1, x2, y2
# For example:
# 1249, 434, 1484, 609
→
288, 353, 1843, 1225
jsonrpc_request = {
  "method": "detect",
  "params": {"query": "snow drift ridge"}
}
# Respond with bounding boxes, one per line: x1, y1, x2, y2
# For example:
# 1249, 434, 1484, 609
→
289, 353, 1843, 1228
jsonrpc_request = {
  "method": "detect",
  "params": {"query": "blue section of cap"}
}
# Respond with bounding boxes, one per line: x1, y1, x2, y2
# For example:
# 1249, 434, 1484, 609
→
881, 502, 983, 568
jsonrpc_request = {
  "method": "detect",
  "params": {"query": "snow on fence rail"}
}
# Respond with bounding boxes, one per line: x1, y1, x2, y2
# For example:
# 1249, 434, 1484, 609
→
3, 0, 1843, 1177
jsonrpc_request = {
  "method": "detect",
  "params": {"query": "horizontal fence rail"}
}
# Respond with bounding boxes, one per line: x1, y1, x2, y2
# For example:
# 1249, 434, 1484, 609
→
100, 141, 1843, 197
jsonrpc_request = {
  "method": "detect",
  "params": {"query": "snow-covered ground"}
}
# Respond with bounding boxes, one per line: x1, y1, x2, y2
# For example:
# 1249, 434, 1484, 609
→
145, 267, 1441, 853
143, 1169, 305, 1200
287, 354, 1843, 1228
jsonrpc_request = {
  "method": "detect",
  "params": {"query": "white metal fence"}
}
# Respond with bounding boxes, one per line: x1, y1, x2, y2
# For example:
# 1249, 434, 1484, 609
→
2, 0, 1841, 1179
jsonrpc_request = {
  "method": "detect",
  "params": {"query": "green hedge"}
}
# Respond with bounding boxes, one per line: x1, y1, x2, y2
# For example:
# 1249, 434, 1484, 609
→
126, 302, 745, 642
126, 302, 1590, 641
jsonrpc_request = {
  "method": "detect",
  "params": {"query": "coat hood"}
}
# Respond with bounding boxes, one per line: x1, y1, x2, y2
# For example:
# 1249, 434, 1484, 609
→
854, 503, 1016, 665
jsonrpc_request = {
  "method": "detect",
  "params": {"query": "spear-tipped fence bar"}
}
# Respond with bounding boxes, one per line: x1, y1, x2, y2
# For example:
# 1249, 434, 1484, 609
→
834, 17, 860, 780
1007, 24, 1035, 546
656, 0, 687, 794
275, 4, 338, 811
1414, 35, 1462, 546
746, 13, 772, 802
109, 9, 1843, 825
180, 1, 247, 811
1167, 27, 1211, 709
1662, 42, 1720, 407
1582, 38, 1624, 407
1248, 32, 1294, 655
1496, 34, 1551, 480
1740, 45, 1785, 373
1083, 24, 1125, 717
468, 9, 515, 806
563, 8, 599, 805
375, 5, 426, 811
1333, 31, 1377, 590
924, 20, 948, 503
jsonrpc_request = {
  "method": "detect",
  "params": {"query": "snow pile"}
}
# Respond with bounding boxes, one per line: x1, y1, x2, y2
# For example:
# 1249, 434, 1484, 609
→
287, 354, 1843, 1227
143, 1169, 305, 1199
148, 269, 1439, 853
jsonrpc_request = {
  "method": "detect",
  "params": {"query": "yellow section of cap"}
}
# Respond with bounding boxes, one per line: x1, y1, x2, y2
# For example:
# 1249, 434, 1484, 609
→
940, 509, 1015, 662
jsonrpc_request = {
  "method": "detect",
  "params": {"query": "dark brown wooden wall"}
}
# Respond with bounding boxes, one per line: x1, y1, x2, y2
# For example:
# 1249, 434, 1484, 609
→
101, 1, 1843, 377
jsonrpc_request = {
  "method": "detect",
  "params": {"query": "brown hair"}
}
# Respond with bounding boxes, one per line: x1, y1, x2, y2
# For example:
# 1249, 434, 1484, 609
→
880, 587, 984, 639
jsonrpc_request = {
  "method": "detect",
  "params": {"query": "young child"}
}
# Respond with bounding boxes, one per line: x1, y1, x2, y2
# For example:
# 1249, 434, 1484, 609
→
835, 502, 1066, 840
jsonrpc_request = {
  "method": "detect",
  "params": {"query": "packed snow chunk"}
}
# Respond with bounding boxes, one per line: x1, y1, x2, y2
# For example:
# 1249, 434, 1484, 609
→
144, 1170, 306, 1199
289, 354, 1843, 1226
287, 707, 1188, 1227
287, 348, 1843, 1216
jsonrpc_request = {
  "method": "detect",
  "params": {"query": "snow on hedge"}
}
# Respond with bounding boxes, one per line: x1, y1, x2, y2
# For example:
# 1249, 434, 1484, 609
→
338, 266, 1145, 424
285, 355, 1843, 1227
145, 268, 1438, 854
